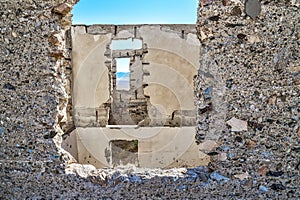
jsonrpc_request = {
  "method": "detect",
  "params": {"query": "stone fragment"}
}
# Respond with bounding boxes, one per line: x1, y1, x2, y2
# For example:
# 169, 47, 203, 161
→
248, 121, 264, 131
43, 131, 57, 139
3, 83, 16, 90
218, 152, 227, 161
65, 163, 98, 178
257, 166, 268, 176
200, 0, 213, 7
199, 103, 213, 114
234, 172, 249, 180
237, 33, 247, 40
270, 183, 286, 191
297, 127, 300, 137
246, 139, 256, 149
222, 0, 229, 6
226, 117, 247, 132
273, 48, 290, 73
228, 152, 235, 159
208, 15, 220, 21
296, 32, 300, 40
226, 79, 234, 88
203, 87, 213, 100
225, 23, 244, 28
231, 6, 242, 16
207, 151, 219, 156
235, 136, 243, 142
248, 34, 261, 43
89, 172, 107, 186
198, 27, 213, 41
49, 50, 64, 58
199, 30, 207, 41
0, 127, 4, 135
48, 35, 60, 46
261, 151, 272, 158
38, 14, 50, 20
245, 0, 261, 19
61, 17, 72, 28
52, 3, 72, 15
197, 172, 209, 182
291, 147, 300, 153
2, 47, 10, 56
268, 94, 277, 105
12, 32, 18, 37
199, 140, 218, 152
259, 185, 269, 193
291, 66, 300, 73
266, 171, 284, 177
128, 175, 142, 183
210, 171, 230, 183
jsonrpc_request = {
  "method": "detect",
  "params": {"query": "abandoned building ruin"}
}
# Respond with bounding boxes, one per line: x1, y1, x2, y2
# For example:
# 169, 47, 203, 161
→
1, 0, 299, 198
62, 24, 210, 168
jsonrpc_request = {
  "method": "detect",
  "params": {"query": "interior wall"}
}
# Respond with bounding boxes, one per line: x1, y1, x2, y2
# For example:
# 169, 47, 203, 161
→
69, 24, 204, 168
71, 24, 200, 127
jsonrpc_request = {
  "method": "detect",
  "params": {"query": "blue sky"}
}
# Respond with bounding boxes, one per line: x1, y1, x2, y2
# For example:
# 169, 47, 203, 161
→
72, 0, 198, 25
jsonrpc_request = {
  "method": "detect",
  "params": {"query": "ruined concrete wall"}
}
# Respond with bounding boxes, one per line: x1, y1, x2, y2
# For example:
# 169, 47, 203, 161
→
72, 24, 199, 127
0, 0, 76, 172
0, 0, 299, 199
71, 25, 111, 127
69, 25, 207, 168
0, 0, 82, 198
71, 127, 210, 168
195, 0, 300, 196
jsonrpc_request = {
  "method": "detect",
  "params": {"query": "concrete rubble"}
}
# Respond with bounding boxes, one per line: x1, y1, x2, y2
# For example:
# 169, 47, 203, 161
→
0, 0, 299, 199
226, 117, 248, 132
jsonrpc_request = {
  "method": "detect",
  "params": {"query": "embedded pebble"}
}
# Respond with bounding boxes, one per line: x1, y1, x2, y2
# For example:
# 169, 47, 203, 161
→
259, 185, 269, 193
226, 117, 248, 132
270, 183, 286, 191
245, 0, 261, 19
0, 127, 4, 135
234, 172, 250, 180
210, 172, 230, 183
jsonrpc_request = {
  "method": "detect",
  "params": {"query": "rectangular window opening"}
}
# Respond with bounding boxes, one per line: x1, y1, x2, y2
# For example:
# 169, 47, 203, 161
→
110, 38, 142, 50
116, 58, 130, 91
110, 140, 138, 167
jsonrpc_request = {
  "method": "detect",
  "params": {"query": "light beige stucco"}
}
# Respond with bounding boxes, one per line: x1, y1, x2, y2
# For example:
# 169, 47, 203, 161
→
68, 24, 206, 168
72, 28, 111, 109
139, 26, 200, 69
65, 127, 210, 168
140, 26, 199, 115
71, 25, 199, 124
61, 130, 78, 161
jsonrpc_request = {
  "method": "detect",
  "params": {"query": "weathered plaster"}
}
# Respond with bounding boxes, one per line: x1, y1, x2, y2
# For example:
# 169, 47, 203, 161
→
69, 24, 204, 168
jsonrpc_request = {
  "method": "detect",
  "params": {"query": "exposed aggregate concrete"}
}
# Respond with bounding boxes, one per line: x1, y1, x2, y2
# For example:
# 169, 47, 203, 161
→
0, 0, 299, 199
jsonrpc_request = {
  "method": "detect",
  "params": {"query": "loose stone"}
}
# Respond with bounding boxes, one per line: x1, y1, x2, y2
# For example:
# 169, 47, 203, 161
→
245, 0, 261, 19
226, 117, 247, 132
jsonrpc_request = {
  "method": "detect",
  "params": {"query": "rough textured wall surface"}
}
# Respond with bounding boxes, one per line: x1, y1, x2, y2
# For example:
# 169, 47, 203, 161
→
0, 0, 299, 199
195, 0, 299, 198
71, 24, 199, 128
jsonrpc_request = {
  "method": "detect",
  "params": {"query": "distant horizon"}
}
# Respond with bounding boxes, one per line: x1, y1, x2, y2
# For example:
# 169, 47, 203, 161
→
72, 0, 198, 25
